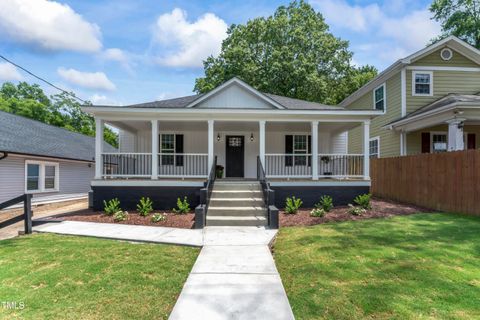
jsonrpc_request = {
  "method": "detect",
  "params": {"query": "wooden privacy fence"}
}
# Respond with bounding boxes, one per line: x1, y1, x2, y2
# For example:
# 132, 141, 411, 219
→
371, 150, 480, 216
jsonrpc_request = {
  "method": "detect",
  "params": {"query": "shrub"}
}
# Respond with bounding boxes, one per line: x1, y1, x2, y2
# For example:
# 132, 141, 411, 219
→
151, 213, 166, 223
285, 196, 303, 214
353, 193, 372, 210
348, 204, 366, 216
317, 195, 334, 212
103, 198, 121, 216
173, 197, 190, 214
113, 210, 128, 222
137, 197, 153, 216
310, 207, 326, 217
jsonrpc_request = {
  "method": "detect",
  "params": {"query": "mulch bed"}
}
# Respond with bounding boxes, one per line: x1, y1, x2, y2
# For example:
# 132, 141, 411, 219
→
279, 198, 429, 227
45, 209, 195, 229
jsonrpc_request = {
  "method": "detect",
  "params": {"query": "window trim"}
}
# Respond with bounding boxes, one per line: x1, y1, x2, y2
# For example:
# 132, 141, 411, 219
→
412, 70, 433, 97
430, 131, 447, 153
369, 136, 380, 158
25, 160, 59, 193
373, 83, 386, 112
292, 134, 309, 166
160, 133, 176, 166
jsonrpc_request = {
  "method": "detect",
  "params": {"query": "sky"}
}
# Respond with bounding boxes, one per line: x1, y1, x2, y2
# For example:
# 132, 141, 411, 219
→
0, 0, 441, 106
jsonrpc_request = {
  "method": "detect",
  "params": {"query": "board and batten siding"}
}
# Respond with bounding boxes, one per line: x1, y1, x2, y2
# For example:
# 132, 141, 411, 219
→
347, 73, 402, 157
0, 155, 94, 204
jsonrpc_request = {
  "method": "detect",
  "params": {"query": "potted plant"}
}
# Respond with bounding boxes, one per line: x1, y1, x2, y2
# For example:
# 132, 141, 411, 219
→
320, 156, 332, 177
216, 165, 224, 178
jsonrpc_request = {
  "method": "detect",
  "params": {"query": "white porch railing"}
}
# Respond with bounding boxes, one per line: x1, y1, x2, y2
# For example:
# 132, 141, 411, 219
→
101, 153, 208, 178
158, 153, 208, 177
265, 154, 313, 178
318, 154, 364, 178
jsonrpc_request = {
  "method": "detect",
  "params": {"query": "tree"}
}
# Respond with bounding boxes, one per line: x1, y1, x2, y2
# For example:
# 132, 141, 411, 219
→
194, 0, 377, 105
0, 82, 118, 147
430, 0, 480, 48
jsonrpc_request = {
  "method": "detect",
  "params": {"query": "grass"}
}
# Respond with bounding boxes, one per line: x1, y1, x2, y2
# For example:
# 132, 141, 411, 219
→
0, 233, 199, 319
274, 213, 480, 320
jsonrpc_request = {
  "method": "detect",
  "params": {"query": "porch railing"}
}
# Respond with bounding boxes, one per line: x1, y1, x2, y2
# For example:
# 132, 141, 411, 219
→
318, 154, 364, 178
158, 153, 208, 177
265, 154, 312, 177
102, 153, 152, 177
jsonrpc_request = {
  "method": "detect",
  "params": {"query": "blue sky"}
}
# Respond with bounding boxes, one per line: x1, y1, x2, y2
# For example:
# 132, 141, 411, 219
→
0, 0, 440, 105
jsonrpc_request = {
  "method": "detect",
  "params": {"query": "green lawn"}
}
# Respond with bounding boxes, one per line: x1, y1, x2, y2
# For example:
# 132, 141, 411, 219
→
0, 234, 199, 319
275, 213, 480, 320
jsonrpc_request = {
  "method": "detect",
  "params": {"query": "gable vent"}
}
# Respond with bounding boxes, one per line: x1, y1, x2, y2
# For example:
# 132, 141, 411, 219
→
440, 48, 453, 61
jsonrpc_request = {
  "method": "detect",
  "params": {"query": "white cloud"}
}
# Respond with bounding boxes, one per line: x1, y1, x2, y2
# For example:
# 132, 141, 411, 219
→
57, 68, 116, 91
152, 8, 228, 67
100, 48, 134, 73
0, 63, 23, 81
89, 94, 122, 105
0, 0, 101, 52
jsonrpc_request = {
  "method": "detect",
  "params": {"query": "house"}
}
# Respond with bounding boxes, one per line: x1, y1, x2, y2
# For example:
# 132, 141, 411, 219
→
343, 36, 480, 157
83, 77, 382, 225
0, 110, 114, 205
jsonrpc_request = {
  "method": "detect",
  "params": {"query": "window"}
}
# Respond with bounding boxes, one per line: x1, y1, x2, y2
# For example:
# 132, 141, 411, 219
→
160, 134, 175, 165
412, 71, 433, 96
373, 84, 385, 111
293, 135, 308, 165
369, 137, 380, 158
431, 133, 447, 153
25, 161, 59, 193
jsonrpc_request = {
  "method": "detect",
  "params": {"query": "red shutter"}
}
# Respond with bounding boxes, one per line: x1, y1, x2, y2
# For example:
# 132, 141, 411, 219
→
467, 133, 476, 149
421, 132, 430, 153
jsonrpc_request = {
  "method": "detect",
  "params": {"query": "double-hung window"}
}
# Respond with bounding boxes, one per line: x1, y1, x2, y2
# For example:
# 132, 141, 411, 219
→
25, 161, 59, 193
369, 137, 380, 158
160, 134, 175, 165
374, 84, 385, 111
431, 133, 447, 153
293, 135, 308, 165
413, 71, 433, 96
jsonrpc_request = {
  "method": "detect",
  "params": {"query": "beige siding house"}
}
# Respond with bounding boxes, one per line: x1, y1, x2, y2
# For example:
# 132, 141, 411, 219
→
343, 36, 480, 158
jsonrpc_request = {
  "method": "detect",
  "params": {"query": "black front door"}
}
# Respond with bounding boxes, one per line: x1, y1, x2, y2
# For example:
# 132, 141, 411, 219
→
225, 136, 244, 178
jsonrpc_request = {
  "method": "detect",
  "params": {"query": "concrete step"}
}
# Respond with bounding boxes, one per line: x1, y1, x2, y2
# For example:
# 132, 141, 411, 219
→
211, 190, 263, 199
209, 198, 265, 207
206, 215, 268, 227
213, 183, 262, 191
207, 206, 267, 217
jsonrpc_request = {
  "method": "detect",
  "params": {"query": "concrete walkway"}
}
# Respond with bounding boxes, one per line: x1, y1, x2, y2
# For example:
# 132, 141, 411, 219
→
32, 222, 294, 319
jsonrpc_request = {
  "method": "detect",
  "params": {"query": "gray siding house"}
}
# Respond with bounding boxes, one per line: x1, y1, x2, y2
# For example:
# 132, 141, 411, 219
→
0, 111, 114, 204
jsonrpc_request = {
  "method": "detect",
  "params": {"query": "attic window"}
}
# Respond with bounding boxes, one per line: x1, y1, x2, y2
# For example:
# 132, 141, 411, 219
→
440, 48, 453, 61
373, 84, 385, 111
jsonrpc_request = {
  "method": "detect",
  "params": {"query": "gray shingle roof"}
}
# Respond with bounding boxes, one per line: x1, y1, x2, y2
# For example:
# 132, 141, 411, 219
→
0, 111, 115, 162
125, 94, 202, 108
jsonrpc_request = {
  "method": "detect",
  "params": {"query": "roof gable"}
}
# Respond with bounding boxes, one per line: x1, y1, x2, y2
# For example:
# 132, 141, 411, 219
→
187, 78, 285, 109
410, 47, 480, 67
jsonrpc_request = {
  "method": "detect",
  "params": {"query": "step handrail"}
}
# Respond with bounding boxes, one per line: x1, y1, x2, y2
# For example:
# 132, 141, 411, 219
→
257, 156, 278, 228
195, 156, 217, 229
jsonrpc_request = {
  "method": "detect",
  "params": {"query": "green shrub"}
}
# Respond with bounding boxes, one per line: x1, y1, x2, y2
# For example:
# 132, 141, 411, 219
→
137, 197, 153, 216
348, 204, 366, 216
173, 197, 190, 214
317, 195, 334, 212
103, 198, 121, 216
151, 213, 166, 223
353, 193, 372, 210
285, 196, 303, 214
310, 207, 326, 217
113, 210, 128, 222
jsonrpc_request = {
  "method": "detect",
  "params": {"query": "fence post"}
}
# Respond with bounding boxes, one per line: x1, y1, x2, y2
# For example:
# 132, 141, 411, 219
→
24, 194, 32, 234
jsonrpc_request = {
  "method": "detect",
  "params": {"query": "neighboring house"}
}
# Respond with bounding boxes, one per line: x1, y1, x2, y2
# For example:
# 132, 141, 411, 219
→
0, 111, 114, 204
83, 77, 382, 212
344, 36, 480, 158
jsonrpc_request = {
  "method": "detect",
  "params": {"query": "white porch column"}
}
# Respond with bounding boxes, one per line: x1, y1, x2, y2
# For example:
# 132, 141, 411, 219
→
447, 118, 465, 151
208, 120, 215, 169
94, 117, 104, 179
311, 121, 319, 180
400, 132, 407, 156
363, 120, 370, 180
259, 120, 266, 167
151, 120, 159, 179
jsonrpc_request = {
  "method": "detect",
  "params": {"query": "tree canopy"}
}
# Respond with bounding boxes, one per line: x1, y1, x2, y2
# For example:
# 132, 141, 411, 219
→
0, 82, 118, 147
194, 0, 377, 105
430, 0, 480, 48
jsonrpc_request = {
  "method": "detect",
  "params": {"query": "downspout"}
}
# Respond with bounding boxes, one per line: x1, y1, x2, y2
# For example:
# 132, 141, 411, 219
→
0, 151, 8, 161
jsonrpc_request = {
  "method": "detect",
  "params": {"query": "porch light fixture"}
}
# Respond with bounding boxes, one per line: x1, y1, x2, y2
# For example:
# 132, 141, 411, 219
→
250, 133, 254, 142
217, 133, 221, 142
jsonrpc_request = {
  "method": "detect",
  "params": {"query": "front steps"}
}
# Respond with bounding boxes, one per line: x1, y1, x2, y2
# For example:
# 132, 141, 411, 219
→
206, 181, 268, 227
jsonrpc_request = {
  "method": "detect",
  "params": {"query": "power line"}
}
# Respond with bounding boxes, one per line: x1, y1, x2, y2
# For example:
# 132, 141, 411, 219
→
0, 54, 88, 103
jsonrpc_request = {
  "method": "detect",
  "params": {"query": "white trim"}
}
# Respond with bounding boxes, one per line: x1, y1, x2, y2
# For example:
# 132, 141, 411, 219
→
311, 121, 319, 180
406, 66, 480, 72
25, 160, 60, 194
412, 70, 433, 97
91, 180, 205, 187
430, 131, 448, 153
400, 132, 407, 156
369, 136, 380, 158
151, 120, 159, 179
373, 83, 386, 112
185, 77, 286, 110
440, 48, 453, 61
269, 180, 371, 187
401, 68, 406, 117
95, 117, 104, 179
363, 121, 370, 179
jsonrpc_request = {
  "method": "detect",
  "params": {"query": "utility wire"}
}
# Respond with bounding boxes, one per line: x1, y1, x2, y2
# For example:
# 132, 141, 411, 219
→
0, 54, 88, 103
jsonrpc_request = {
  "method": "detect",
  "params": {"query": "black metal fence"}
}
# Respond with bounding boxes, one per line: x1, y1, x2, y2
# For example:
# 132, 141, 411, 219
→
0, 194, 32, 234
